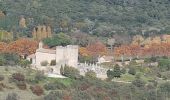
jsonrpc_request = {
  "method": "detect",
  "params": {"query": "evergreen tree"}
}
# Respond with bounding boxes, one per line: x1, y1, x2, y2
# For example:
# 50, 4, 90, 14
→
113, 65, 121, 78
60, 65, 64, 75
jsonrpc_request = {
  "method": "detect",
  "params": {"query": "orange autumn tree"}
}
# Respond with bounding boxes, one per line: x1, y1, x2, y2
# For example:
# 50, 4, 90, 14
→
87, 41, 107, 57
7, 38, 38, 56
0, 42, 7, 52
79, 47, 91, 56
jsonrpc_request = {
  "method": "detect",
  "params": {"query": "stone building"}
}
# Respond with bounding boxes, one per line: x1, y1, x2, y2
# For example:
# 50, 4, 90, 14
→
27, 42, 78, 68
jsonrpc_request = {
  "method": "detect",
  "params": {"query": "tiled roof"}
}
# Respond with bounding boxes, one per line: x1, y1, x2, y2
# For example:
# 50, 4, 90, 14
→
100, 56, 113, 61
27, 54, 35, 58
36, 48, 56, 54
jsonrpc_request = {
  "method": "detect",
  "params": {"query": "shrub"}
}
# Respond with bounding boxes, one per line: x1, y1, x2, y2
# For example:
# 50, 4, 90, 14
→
78, 83, 90, 91
54, 81, 67, 89
12, 73, 25, 82
44, 81, 67, 90
44, 91, 63, 100
132, 75, 145, 88
44, 83, 57, 90
41, 60, 48, 66
34, 71, 45, 82
0, 75, 4, 81
158, 58, 170, 71
128, 67, 136, 75
30, 85, 44, 96
85, 71, 97, 79
19, 59, 31, 68
6, 93, 20, 100
50, 60, 56, 66
63, 65, 80, 79
16, 81, 27, 90
121, 68, 126, 74
3, 53, 20, 66
0, 56, 5, 66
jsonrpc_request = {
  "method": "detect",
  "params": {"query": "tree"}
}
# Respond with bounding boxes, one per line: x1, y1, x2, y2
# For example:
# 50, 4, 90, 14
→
121, 68, 126, 74
128, 67, 136, 75
63, 65, 80, 79
87, 41, 107, 57
7, 38, 38, 56
113, 65, 121, 78
107, 69, 114, 80
85, 71, 97, 79
43, 33, 71, 48
60, 65, 64, 75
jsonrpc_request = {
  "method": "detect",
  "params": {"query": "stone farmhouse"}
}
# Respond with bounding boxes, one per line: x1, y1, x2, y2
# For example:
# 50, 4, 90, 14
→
27, 42, 78, 69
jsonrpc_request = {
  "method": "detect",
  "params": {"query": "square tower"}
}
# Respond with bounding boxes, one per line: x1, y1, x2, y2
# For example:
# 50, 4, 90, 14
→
55, 45, 78, 68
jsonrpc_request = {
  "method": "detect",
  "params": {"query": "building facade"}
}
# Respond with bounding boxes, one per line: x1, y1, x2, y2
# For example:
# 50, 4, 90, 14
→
27, 42, 78, 68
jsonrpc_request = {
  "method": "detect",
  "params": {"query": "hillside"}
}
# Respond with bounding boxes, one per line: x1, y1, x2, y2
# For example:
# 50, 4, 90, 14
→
0, 0, 170, 38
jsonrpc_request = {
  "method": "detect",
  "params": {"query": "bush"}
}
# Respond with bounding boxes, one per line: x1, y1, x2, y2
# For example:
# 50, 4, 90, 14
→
63, 65, 80, 79
132, 75, 145, 88
34, 71, 45, 82
44, 83, 57, 90
50, 60, 56, 66
0, 75, 4, 81
16, 81, 27, 90
19, 59, 31, 68
85, 71, 97, 79
30, 85, 44, 96
128, 67, 136, 75
0, 56, 5, 66
158, 58, 170, 71
2, 53, 20, 66
121, 68, 126, 74
6, 93, 20, 100
44, 91, 63, 100
41, 60, 48, 66
12, 73, 25, 82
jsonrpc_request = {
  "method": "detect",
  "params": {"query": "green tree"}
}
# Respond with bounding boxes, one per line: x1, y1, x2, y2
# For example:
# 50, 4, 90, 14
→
113, 65, 121, 78
132, 74, 146, 88
159, 82, 170, 100
107, 69, 114, 80
128, 67, 136, 75
43, 33, 71, 48
19, 59, 31, 68
158, 58, 170, 71
60, 65, 64, 75
85, 70, 97, 79
63, 65, 80, 79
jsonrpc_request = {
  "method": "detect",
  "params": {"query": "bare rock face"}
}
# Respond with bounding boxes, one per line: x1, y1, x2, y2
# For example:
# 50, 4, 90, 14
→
19, 16, 27, 28
32, 25, 52, 41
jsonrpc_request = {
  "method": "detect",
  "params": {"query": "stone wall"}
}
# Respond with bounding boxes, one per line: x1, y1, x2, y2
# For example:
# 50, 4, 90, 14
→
35, 52, 55, 66
56, 45, 78, 68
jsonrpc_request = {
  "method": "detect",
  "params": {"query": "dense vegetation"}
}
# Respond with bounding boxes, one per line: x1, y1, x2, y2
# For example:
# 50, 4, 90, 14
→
1, 0, 170, 38
0, 63, 170, 100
